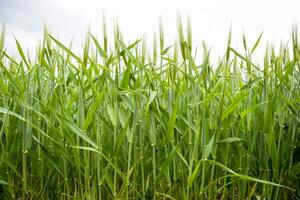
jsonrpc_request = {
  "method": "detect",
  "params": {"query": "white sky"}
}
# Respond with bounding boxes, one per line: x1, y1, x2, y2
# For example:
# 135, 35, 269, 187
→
0, 0, 299, 62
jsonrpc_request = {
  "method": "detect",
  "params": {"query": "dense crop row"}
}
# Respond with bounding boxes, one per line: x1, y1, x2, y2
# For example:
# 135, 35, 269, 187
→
0, 20, 299, 199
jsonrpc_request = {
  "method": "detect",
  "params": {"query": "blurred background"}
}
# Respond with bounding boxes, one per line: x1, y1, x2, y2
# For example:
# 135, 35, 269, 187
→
0, 0, 299, 62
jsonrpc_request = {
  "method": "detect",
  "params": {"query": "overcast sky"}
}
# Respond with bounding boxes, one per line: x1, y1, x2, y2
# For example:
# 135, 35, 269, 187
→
0, 0, 299, 62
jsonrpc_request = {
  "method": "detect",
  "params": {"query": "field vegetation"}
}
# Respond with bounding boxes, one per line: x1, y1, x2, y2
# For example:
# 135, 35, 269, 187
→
0, 19, 300, 199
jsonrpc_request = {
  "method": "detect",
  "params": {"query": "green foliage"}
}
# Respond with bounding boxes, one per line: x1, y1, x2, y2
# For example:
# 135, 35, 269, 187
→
0, 21, 299, 200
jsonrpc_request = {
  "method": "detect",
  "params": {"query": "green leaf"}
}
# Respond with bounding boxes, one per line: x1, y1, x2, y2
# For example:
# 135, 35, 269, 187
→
222, 91, 249, 121
49, 34, 82, 63
217, 137, 243, 143
292, 161, 300, 175
187, 161, 201, 187
0, 180, 9, 185
146, 91, 157, 111
69, 146, 125, 179
167, 106, 177, 142
230, 47, 261, 71
59, 116, 97, 148
251, 32, 263, 54
91, 34, 107, 58
149, 111, 157, 146
203, 134, 215, 160
15, 38, 29, 69
0, 107, 59, 145
160, 45, 173, 55
207, 160, 294, 191
116, 113, 132, 149
107, 103, 117, 127
83, 91, 104, 130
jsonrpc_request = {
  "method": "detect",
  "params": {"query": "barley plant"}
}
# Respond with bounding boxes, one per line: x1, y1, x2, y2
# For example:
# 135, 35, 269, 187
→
0, 19, 299, 199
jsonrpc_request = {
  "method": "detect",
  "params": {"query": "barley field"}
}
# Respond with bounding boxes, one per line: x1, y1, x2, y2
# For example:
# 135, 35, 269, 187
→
0, 20, 299, 199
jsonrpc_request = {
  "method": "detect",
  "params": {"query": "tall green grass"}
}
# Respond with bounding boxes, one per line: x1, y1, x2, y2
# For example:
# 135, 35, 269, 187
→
0, 20, 299, 199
